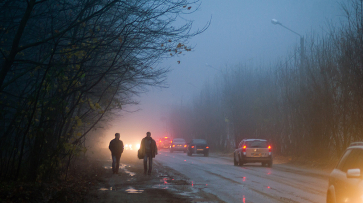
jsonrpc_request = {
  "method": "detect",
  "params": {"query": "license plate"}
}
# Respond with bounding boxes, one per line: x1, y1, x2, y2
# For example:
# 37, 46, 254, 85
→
197, 149, 204, 151
177, 145, 182, 147
251, 153, 262, 156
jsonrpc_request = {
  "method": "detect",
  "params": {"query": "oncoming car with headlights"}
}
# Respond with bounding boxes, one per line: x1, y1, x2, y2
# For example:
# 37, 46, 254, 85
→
124, 143, 140, 150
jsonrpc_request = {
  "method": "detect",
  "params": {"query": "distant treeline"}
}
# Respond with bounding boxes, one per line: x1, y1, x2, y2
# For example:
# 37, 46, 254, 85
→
0, 0, 207, 181
168, 0, 363, 159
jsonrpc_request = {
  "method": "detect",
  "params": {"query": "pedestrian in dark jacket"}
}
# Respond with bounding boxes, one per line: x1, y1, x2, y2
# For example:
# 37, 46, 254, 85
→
109, 133, 124, 174
140, 132, 157, 175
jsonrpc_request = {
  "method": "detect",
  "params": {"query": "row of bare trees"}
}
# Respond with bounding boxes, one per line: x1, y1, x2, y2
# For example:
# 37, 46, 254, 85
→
0, 0, 207, 181
168, 0, 363, 159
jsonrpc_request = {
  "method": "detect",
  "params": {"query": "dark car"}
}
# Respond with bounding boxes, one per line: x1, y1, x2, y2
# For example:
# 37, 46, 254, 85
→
326, 142, 363, 203
158, 137, 172, 149
170, 138, 187, 153
187, 139, 209, 157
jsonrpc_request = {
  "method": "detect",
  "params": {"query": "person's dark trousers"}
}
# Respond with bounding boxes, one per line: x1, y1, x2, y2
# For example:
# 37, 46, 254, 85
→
143, 152, 153, 175
112, 155, 121, 174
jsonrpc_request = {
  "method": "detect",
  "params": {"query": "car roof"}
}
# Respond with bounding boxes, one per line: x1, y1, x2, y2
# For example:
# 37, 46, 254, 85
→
242, 139, 267, 142
348, 142, 363, 149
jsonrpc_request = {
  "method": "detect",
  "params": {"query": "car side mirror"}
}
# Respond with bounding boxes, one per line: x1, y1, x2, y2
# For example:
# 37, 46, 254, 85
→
347, 168, 361, 178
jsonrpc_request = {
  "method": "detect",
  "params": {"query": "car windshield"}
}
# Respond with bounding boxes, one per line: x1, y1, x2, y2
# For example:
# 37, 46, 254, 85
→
246, 140, 268, 148
173, 138, 185, 142
193, 139, 207, 144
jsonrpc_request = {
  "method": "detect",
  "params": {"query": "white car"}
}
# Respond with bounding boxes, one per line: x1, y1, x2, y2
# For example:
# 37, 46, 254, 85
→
327, 142, 363, 203
234, 139, 272, 167
170, 138, 187, 153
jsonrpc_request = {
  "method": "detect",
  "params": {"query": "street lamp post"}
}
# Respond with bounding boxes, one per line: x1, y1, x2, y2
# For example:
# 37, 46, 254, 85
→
271, 19, 305, 64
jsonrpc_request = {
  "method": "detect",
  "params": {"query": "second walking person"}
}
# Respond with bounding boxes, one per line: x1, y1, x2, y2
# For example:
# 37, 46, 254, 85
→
140, 132, 158, 175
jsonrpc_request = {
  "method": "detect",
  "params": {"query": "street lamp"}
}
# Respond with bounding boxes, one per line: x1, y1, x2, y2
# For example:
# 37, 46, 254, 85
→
271, 19, 305, 64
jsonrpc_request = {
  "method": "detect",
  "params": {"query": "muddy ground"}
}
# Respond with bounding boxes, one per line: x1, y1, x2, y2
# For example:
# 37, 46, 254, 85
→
86, 148, 223, 203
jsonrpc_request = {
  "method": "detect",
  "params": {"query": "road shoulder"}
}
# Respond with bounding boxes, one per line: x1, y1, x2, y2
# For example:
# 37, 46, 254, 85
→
86, 150, 224, 203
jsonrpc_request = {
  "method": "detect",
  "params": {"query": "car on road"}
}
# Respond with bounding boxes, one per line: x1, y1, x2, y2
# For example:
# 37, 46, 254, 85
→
124, 143, 140, 150
187, 139, 209, 157
234, 139, 272, 167
158, 137, 172, 149
170, 138, 187, 153
326, 142, 363, 203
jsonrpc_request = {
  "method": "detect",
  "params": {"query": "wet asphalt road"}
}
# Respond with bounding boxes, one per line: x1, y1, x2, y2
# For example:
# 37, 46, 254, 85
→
154, 150, 329, 203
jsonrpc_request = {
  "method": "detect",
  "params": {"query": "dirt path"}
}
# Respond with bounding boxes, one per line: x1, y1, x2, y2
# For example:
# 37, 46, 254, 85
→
86, 149, 222, 203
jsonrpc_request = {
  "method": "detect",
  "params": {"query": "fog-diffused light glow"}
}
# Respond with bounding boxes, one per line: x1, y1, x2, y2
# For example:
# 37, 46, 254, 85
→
184, 145, 187, 147
136, 144, 140, 149
125, 144, 128, 147
191, 146, 194, 148
206, 146, 209, 149
172, 145, 175, 147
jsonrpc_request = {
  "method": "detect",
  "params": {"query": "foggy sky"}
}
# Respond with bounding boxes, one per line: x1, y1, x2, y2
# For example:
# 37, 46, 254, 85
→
102, 0, 344, 146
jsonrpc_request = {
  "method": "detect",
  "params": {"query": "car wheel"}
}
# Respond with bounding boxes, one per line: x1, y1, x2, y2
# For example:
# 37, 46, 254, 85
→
267, 160, 272, 168
238, 155, 244, 166
233, 153, 238, 166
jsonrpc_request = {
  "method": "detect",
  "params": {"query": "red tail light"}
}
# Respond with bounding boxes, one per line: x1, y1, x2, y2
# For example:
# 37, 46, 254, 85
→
206, 146, 209, 149
184, 145, 187, 147
268, 145, 271, 152
172, 145, 175, 147
170, 141, 172, 143
159, 141, 161, 142
191, 146, 194, 148
242, 145, 246, 152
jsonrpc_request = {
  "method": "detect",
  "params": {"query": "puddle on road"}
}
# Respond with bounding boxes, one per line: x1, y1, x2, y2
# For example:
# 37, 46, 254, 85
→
125, 186, 144, 193
124, 169, 136, 177
98, 187, 116, 191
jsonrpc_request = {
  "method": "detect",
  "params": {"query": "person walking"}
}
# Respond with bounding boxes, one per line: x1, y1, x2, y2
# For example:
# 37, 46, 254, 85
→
140, 132, 157, 175
109, 133, 124, 174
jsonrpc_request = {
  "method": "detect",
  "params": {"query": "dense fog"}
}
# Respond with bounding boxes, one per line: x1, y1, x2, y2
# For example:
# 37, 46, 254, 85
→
1, 0, 359, 183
